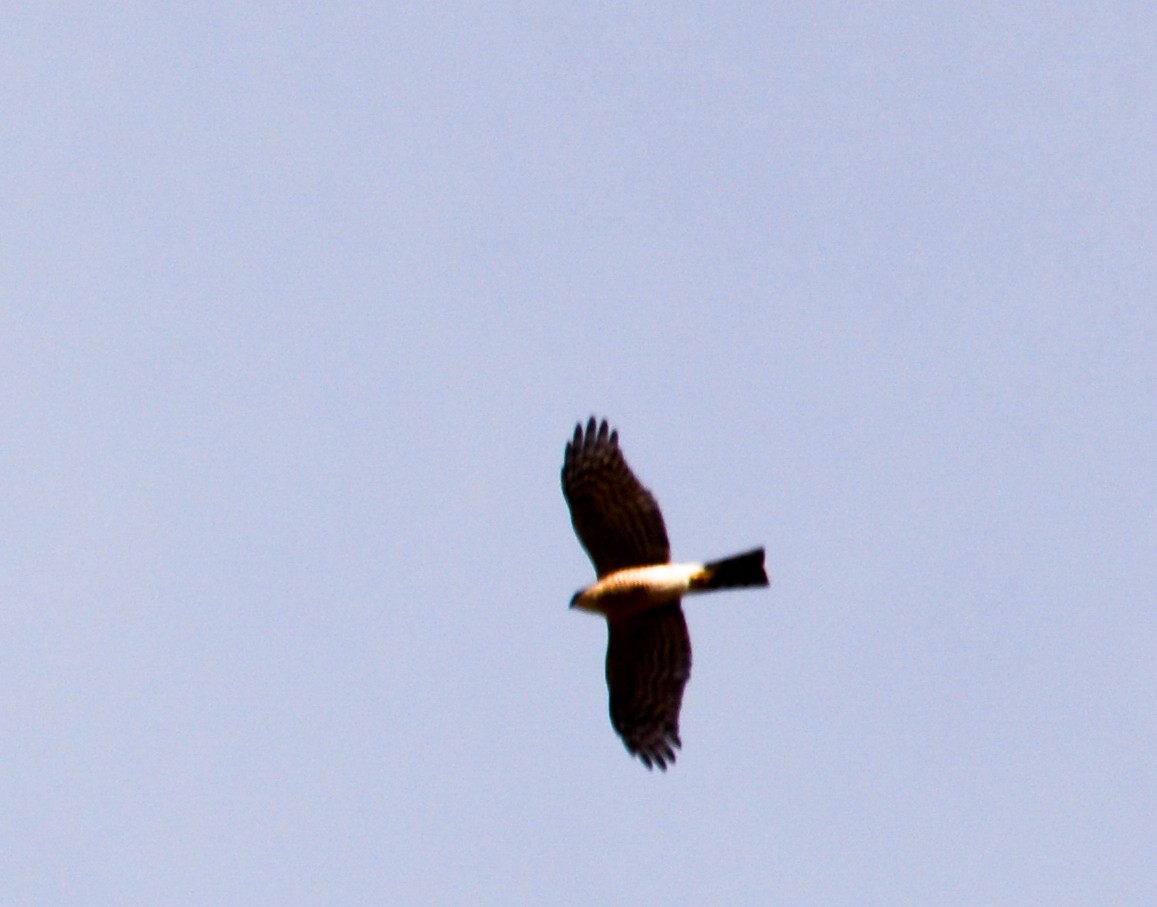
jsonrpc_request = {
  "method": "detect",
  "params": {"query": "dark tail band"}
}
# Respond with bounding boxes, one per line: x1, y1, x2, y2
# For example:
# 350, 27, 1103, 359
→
692, 548, 769, 591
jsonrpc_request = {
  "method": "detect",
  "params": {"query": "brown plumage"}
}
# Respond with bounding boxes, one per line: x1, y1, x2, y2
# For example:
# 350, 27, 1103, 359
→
562, 417, 768, 770
562, 418, 670, 577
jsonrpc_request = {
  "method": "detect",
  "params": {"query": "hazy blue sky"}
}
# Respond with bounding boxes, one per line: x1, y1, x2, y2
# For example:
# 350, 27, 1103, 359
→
4, 4, 1154, 904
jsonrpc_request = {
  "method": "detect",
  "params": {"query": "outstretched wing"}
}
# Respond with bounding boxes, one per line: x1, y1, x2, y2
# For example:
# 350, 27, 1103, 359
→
561, 417, 670, 577
605, 602, 692, 770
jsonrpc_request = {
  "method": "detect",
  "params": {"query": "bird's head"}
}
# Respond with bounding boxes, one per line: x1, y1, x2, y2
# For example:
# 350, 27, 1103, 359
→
569, 587, 599, 612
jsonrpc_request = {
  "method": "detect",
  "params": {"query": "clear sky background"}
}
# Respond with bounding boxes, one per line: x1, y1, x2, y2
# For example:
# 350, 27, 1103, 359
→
3, 4, 1155, 905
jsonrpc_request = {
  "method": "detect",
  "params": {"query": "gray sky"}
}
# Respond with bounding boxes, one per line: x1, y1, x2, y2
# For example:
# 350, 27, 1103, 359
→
4, 4, 1155, 904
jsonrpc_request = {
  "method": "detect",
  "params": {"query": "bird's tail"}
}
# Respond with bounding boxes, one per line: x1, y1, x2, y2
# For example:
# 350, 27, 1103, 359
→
689, 548, 769, 592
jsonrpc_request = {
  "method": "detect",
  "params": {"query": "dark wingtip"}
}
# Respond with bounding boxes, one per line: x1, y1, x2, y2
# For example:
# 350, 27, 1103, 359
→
569, 416, 616, 451
628, 733, 680, 771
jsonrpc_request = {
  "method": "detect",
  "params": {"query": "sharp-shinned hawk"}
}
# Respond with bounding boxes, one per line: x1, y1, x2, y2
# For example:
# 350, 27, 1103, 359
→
562, 417, 769, 770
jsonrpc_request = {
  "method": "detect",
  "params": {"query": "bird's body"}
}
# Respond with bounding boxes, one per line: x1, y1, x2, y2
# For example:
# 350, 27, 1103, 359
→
570, 562, 701, 617
561, 417, 769, 770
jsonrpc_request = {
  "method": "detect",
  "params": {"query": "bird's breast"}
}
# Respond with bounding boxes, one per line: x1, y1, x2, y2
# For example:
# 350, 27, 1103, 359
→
571, 562, 702, 617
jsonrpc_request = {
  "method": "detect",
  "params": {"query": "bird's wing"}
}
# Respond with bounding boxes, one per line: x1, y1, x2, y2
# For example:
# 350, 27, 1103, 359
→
561, 417, 670, 577
605, 601, 691, 770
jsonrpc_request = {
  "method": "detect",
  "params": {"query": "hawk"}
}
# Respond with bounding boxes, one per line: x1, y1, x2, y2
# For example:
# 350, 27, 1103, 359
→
562, 417, 769, 770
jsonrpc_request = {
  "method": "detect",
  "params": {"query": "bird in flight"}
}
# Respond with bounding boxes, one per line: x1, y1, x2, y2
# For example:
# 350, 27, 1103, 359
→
562, 417, 769, 770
